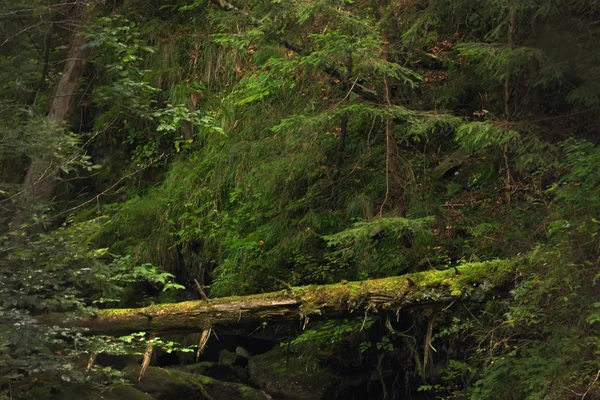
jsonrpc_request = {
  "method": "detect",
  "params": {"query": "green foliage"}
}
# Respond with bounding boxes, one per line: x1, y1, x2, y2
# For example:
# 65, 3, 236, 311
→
455, 122, 521, 153
84, 14, 224, 167
289, 318, 374, 349
0, 218, 183, 392
287, 317, 377, 367
117, 332, 194, 354
84, 14, 159, 112
323, 217, 435, 279
454, 43, 545, 84
3, 0, 600, 397
551, 138, 600, 214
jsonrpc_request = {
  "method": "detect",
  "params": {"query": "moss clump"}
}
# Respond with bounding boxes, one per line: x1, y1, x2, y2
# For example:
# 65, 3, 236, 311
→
296, 260, 517, 315
218, 349, 239, 367
54, 384, 154, 400
123, 365, 266, 400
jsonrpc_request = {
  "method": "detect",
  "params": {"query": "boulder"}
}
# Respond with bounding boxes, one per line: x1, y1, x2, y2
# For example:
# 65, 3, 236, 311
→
218, 349, 245, 366
111, 386, 158, 400
54, 384, 155, 400
123, 365, 268, 400
234, 365, 249, 382
248, 346, 338, 400
236, 346, 252, 359
336, 375, 370, 400
185, 361, 241, 383
96, 353, 143, 370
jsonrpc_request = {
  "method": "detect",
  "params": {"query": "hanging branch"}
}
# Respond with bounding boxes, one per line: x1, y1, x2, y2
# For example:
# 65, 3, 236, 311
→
196, 328, 212, 361
86, 352, 96, 372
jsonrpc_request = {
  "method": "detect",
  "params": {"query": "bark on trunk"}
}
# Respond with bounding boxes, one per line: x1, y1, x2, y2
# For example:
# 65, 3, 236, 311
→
11, 5, 89, 230
44, 260, 516, 336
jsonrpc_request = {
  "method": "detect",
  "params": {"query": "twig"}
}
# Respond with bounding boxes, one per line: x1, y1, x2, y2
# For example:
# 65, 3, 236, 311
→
269, 275, 294, 292
333, 74, 360, 109
1, 22, 45, 47
1, 118, 117, 206
582, 368, 600, 399
462, 304, 483, 326
360, 310, 369, 331
442, 298, 458, 311
194, 279, 210, 302
498, 107, 600, 126
56, 153, 167, 217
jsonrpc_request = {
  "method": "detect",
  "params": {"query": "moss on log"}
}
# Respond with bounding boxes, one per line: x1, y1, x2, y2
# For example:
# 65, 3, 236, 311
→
47, 260, 517, 335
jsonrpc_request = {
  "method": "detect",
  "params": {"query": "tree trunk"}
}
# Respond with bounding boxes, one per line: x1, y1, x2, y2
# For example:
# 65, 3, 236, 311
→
44, 261, 516, 336
11, 5, 90, 230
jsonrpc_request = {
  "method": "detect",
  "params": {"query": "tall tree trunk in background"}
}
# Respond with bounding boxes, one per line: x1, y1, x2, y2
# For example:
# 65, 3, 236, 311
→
333, 52, 352, 185
502, 1, 516, 205
10, 4, 90, 231
378, 0, 398, 216
378, 0, 414, 216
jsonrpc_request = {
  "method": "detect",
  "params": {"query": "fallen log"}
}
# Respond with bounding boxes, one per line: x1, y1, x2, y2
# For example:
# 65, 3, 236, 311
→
45, 260, 518, 336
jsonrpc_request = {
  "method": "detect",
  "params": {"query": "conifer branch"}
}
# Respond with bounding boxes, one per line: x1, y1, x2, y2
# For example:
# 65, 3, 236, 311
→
209, 0, 381, 102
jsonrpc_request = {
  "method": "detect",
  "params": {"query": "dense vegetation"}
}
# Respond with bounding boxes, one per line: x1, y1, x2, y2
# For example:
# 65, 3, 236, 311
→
1, 0, 600, 398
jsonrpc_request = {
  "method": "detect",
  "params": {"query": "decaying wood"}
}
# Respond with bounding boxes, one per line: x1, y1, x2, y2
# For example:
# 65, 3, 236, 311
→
139, 345, 153, 381
86, 353, 96, 372
196, 328, 212, 361
44, 261, 517, 337
423, 318, 435, 371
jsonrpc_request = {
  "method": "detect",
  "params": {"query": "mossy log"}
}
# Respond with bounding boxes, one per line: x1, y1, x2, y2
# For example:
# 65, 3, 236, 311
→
47, 261, 517, 336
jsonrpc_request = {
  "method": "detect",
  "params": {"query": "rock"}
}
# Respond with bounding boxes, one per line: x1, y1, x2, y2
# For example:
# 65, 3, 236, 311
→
96, 353, 143, 370
110, 386, 158, 400
236, 346, 251, 358
248, 346, 338, 400
218, 349, 239, 366
186, 361, 240, 383
123, 365, 268, 400
54, 384, 155, 400
336, 375, 370, 400
234, 365, 249, 382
